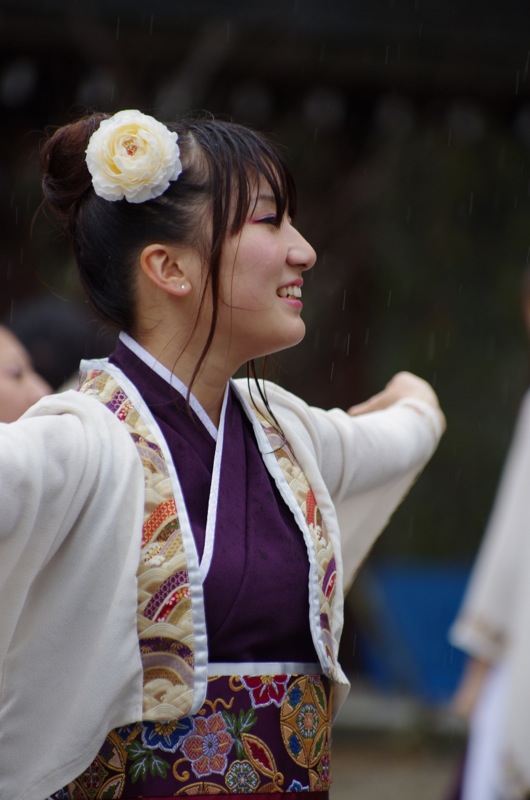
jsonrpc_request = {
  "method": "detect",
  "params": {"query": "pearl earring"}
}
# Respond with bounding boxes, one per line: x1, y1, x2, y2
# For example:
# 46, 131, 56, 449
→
180, 283, 186, 290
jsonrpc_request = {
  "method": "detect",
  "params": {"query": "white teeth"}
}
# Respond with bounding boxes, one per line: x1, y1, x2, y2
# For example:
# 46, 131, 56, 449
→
277, 285, 302, 298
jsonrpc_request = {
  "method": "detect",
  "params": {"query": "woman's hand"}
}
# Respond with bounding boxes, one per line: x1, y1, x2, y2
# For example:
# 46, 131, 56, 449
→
347, 371, 446, 431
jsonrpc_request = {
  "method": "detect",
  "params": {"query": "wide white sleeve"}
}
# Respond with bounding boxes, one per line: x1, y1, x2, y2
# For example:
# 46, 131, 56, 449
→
0, 391, 146, 800
0, 407, 99, 587
449, 394, 530, 662
0, 390, 144, 659
239, 381, 443, 590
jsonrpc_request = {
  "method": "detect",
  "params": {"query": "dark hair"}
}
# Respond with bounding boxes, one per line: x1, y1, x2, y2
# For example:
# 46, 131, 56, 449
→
40, 112, 297, 386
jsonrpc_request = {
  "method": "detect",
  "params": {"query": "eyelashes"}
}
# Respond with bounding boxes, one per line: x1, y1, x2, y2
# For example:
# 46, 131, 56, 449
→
252, 214, 283, 228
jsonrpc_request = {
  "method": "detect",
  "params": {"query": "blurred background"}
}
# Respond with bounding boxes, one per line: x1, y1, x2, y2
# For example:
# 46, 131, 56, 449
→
2, 0, 530, 792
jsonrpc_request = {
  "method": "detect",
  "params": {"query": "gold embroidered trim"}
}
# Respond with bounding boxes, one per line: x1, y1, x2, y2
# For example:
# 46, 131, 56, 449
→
256, 417, 341, 682
79, 368, 195, 720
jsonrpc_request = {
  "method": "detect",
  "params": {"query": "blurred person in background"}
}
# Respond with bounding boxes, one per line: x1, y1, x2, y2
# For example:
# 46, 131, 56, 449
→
449, 266, 530, 800
0, 324, 51, 421
6, 294, 117, 391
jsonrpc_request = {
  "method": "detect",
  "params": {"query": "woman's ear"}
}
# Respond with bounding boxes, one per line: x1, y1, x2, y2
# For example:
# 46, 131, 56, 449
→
139, 243, 193, 297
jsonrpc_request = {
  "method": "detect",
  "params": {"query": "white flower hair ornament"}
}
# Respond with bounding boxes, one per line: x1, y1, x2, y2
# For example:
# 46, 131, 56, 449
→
85, 109, 182, 203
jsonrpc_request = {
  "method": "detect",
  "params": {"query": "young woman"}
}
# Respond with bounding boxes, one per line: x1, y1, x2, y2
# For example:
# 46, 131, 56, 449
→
0, 110, 444, 800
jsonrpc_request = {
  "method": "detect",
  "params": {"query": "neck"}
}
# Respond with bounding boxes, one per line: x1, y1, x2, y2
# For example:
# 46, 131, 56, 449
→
130, 331, 235, 428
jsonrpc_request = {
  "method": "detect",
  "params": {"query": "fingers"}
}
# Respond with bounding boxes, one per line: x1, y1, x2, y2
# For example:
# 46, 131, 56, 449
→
347, 391, 387, 416
347, 371, 443, 418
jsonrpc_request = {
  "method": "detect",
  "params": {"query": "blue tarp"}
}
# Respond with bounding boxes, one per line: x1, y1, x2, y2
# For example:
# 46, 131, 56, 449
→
354, 561, 471, 702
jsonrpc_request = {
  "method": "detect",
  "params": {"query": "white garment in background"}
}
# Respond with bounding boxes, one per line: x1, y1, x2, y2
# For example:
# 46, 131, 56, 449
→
451, 391, 530, 798
461, 665, 507, 800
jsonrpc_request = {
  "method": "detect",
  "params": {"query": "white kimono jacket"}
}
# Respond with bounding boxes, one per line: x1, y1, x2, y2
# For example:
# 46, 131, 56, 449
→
0, 374, 443, 800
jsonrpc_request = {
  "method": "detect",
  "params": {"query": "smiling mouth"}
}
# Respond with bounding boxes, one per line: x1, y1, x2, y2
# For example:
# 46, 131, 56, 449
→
277, 285, 302, 299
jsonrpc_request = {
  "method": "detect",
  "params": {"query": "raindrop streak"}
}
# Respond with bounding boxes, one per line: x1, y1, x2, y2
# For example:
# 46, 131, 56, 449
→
364, 329, 370, 345
526, 245, 530, 264
385, 45, 390, 65
428, 334, 435, 361
342, 290, 346, 311
387, 290, 392, 308
226, 22, 231, 42
469, 193, 474, 216
406, 205, 412, 223
346, 333, 351, 357
514, 196, 519, 211
116, 17, 120, 40
447, 129, 452, 146
149, 14, 154, 35
516, 70, 520, 96
525, 51, 530, 81
330, 362, 335, 381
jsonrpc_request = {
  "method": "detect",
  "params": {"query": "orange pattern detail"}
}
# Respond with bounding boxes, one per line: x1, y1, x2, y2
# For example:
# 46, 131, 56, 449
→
142, 498, 177, 546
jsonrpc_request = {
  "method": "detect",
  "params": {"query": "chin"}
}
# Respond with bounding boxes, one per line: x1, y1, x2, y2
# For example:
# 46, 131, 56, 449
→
266, 329, 307, 358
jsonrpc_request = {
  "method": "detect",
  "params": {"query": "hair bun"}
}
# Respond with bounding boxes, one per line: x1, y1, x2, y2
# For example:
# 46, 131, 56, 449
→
40, 113, 107, 226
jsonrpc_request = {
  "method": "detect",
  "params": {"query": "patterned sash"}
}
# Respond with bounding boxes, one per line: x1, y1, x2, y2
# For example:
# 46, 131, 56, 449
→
51, 673, 332, 798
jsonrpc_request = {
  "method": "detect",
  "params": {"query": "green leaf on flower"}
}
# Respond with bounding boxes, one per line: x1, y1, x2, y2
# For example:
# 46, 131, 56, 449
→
126, 740, 148, 760
221, 711, 238, 737
130, 757, 149, 784
149, 753, 170, 778
238, 707, 257, 732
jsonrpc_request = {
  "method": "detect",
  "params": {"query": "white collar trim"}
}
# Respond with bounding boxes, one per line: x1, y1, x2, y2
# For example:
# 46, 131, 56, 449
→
118, 331, 220, 441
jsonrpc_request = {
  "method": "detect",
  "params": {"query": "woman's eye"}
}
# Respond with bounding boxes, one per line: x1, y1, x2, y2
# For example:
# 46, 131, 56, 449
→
258, 215, 279, 226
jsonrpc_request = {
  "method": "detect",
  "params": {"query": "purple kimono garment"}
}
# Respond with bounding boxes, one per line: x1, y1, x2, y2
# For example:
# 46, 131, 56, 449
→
110, 341, 318, 664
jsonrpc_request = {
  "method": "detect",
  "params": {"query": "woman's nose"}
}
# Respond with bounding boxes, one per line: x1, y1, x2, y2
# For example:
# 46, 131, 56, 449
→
287, 229, 317, 271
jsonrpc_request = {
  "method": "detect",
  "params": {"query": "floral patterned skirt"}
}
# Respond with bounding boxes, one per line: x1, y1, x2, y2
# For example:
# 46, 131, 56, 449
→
49, 673, 332, 798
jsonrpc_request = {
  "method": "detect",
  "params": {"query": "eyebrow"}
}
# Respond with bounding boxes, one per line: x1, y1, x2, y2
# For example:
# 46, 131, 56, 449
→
255, 193, 276, 205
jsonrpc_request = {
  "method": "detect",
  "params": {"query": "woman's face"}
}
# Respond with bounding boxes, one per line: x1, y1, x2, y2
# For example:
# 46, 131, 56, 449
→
215, 186, 317, 365
0, 327, 51, 422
